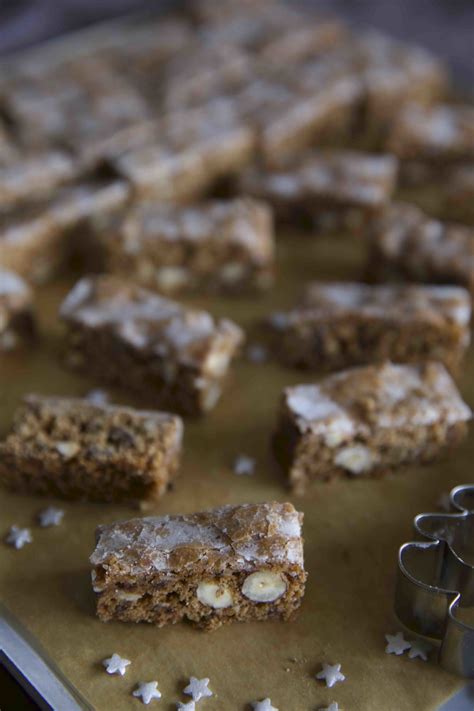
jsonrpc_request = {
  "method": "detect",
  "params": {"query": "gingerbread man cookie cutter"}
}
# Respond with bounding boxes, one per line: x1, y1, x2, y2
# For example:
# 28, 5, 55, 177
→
395, 484, 474, 678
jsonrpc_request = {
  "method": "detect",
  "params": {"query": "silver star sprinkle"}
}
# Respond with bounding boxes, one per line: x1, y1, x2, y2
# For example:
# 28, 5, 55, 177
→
176, 702, 196, 711
183, 677, 213, 702
315, 663, 345, 688
133, 681, 162, 704
385, 632, 411, 656
252, 699, 278, 711
102, 653, 131, 676
38, 507, 64, 527
5, 525, 32, 549
246, 344, 268, 364
268, 312, 288, 331
319, 704, 339, 711
408, 638, 432, 661
86, 389, 110, 405
233, 454, 255, 476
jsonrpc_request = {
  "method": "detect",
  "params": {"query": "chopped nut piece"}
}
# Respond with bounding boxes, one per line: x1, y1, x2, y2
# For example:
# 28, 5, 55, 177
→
333, 445, 377, 475
241, 571, 287, 602
197, 581, 234, 609
55, 441, 80, 460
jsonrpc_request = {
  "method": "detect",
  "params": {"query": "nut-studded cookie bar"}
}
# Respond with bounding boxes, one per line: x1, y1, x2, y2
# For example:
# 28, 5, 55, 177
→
163, 44, 253, 113
0, 150, 77, 212
0, 202, 68, 284
90, 502, 306, 630
0, 179, 130, 284
237, 73, 364, 167
274, 362, 471, 493
113, 102, 255, 203
241, 150, 397, 230
1, 54, 148, 152
0, 269, 35, 351
60, 275, 244, 415
356, 33, 447, 145
0, 395, 182, 503
387, 103, 474, 169
266, 282, 470, 376
369, 203, 474, 295
100, 199, 274, 295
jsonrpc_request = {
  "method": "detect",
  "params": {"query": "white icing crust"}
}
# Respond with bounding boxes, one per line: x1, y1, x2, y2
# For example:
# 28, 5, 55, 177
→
119, 198, 272, 259
0, 151, 76, 207
243, 150, 398, 208
285, 362, 471, 436
300, 281, 471, 327
90, 502, 304, 575
389, 103, 474, 160
60, 275, 244, 364
0, 269, 31, 298
116, 100, 254, 185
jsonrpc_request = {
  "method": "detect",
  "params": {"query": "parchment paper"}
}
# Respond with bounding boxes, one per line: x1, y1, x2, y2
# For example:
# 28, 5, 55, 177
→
0, 233, 469, 710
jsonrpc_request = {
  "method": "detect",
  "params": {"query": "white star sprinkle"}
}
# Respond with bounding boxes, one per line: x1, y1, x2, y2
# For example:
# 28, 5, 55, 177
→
319, 704, 339, 711
133, 681, 162, 704
315, 663, 345, 688
385, 632, 411, 656
102, 653, 131, 676
437, 493, 451, 512
38, 507, 64, 527
233, 454, 255, 476
246, 344, 268, 364
183, 677, 213, 702
176, 702, 195, 711
86, 389, 110, 405
268, 312, 288, 330
252, 698, 278, 711
408, 638, 432, 661
5, 526, 32, 549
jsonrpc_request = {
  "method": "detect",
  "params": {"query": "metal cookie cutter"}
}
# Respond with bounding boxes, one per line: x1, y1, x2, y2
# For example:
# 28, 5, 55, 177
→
395, 484, 474, 678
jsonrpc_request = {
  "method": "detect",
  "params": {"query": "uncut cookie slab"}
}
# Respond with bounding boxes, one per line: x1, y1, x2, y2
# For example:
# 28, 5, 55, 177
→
240, 150, 397, 230
90, 502, 306, 630
100, 198, 274, 295
266, 282, 470, 376
0, 269, 35, 351
60, 275, 244, 415
0, 395, 182, 503
369, 203, 474, 295
274, 362, 471, 493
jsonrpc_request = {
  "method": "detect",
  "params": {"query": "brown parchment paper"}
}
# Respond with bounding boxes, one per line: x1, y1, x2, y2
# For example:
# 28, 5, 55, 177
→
0, 233, 470, 711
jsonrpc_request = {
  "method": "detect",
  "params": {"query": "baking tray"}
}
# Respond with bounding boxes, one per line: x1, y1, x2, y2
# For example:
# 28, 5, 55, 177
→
0, 13, 471, 711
